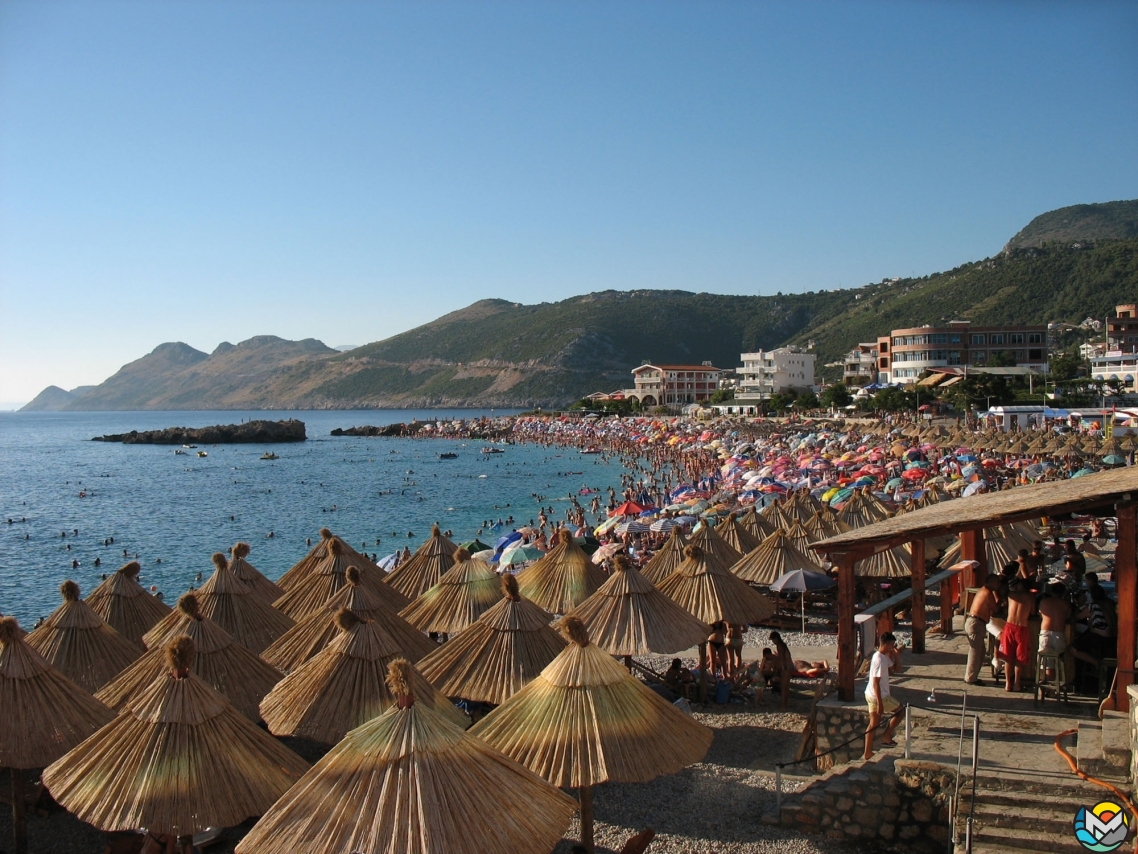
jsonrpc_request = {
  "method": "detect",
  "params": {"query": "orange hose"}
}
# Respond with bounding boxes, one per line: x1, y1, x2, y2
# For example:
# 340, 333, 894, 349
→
1053, 729, 1138, 853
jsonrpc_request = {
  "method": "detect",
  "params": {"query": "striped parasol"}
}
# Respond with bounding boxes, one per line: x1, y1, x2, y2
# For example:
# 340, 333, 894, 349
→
235, 660, 577, 854
26, 581, 144, 694
262, 565, 435, 673
84, 561, 172, 644
43, 637, 309, 842
470, 617, 712, 851
729, 529, 824, 585
145, 554, 294, 655
383, 524, 460, 601
227, 542, 283, 604
657, 544, 776, 625
399, 547, 502, 634
640, 526, 688, 584
97, 593, 283, 721
416, 574, 566, 705
260, 610, 468, 744
564, 556, 710, 656
515, 529, 607, 614
276, 528, 409, 609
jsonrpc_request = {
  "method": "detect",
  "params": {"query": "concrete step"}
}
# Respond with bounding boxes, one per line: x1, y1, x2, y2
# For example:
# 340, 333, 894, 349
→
962, 801, 1082, 835
961, 823, 1091, 854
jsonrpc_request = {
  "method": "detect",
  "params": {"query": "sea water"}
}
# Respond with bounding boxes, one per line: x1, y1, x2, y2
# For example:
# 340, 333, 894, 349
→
0, 410, 628, 624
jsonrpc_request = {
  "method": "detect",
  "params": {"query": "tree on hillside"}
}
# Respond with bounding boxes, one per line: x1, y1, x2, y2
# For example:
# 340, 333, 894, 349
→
820, 384, 853, 409
940, 373, 1015, 410
1050, 348, 1086, 381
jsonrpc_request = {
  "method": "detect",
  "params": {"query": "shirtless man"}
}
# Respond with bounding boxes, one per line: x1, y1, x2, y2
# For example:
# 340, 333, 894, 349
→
1000, 578, 1036, 692
1038, 581, 1070, 681
965, 574, 1000, 685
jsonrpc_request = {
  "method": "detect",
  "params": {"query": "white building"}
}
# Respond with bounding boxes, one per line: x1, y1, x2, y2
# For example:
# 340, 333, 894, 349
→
735, 348, 817, 402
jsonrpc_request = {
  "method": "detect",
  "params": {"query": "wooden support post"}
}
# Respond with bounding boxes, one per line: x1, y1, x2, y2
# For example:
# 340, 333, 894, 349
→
837, 551, 857, 702
911, 538, 926, 654
939, 576, 955, 638
579, 785, 595, 853
959, 529, 987, 609
12, 769, 26, 854
1115, 504, 1136, 713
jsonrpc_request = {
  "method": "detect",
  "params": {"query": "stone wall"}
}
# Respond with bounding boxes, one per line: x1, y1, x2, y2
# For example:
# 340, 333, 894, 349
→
776, 758, 954, 851
814, 700, 872, 771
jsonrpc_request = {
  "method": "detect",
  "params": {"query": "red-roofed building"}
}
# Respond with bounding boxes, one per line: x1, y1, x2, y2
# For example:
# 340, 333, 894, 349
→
630, 362, 723, 407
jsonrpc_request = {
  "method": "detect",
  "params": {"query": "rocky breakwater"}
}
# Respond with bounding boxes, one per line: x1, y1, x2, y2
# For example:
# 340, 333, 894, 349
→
93, 419, 307, 444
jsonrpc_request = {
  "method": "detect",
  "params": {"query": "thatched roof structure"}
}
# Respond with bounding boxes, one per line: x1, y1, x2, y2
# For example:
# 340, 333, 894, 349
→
640, 526, 689, 584
416, 575, 566, 705
383, 524, 459, 601
563, 556, 710, 656
262, 566, 435, 673
0, 616, 115, 770
657, 545, 776, 626
804, 510, 850, 541
235, 660, 577, 854
145, 554, 293, 655
260, 610, 468, 744
738, 505, 779, 539
399, 547, 501, 634
276, 528, 409, 610
729, 530, 824, 585
470, 617, 712, 788
686, 523, 743, 569
714, 514, 761, 557
227, 542, 283, 604
97, 593, 282, 721
515, 529, 606, 614
855, 543, 912, 578
43, 637, 309, 838
26, 581, 144, 694
273, 538, 363, 622
84, 561, 172, 644
785, 520, 814, 549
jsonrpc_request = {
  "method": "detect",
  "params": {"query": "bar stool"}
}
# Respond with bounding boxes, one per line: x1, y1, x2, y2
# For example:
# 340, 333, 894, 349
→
1035, 652, 1068, 703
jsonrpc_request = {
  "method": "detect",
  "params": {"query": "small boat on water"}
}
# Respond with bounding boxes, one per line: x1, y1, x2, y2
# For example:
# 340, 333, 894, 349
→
196, 451, 208, 458
183, 444, 197, 449
481, 447, 505, 454
260, 452, 279, 460
438, 452, 458, 459
580, 448, 602, 455
174, 449, 186, 455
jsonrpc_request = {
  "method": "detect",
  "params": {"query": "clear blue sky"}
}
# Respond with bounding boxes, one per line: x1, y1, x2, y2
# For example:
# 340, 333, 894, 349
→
2, 0, 1136, 406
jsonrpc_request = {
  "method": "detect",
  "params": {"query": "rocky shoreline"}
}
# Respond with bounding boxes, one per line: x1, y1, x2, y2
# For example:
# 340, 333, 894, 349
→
92, 419, 306, 444
330, 422, 512, 439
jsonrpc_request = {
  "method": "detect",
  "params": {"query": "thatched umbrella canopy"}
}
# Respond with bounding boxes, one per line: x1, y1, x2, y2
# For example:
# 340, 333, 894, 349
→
515, 529, 606, 614
260, 610, 468, 744
145, 554, 294, 655
1, 616, 116, 854
785, 490, 823, 523
761, 500, 796, 531
730, 530, 824, 585
227, 542, 283, 605
471, 617, 712, 852
276, 528, 409, 609
26, 581, 143, 694
657, 544, 776, 625
714, 514, 761, 557
383, 524, 460, 602
399, 547, 501, 634
262, 566, 435, 673
640, 526, 688, 584
805, 509, 849, 541
563, 556, 710, 657
737, 505, 778, 539
686, 522, 743, 569
43, 637, 309, 846
785, 519, 814, 549
84, 561, 172, 644
273, 538, 366, 622
97, 593, 282, 721
855, 543, 912, 578
236, 660, 577, 854
416, 575, 566, 705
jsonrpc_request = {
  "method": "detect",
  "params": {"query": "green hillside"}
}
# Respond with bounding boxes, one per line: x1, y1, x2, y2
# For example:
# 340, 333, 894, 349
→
1005, 200, 1138, 251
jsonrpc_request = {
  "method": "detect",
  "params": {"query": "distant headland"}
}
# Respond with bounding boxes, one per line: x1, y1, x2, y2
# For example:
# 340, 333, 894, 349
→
92, 419, 306, 444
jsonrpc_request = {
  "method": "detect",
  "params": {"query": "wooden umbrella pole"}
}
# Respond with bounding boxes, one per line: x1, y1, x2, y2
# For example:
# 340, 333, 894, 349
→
579, 785, 594, 853
11, 768, 27, 854
623, 655, 633, 671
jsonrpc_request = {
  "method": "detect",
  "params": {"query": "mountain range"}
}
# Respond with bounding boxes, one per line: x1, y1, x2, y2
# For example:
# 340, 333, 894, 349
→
23, 199, 1138, 412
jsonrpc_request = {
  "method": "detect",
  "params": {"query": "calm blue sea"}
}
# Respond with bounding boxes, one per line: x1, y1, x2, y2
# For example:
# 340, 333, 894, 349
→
0, 410, 628, 625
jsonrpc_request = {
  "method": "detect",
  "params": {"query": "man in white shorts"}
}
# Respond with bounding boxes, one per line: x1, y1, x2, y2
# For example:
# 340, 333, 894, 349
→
864, 632, 903, 760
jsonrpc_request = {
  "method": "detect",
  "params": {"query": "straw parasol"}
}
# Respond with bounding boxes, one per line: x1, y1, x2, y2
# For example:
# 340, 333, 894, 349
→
26, 581, 144, 694
805, 509, 850, 541
1, 616, 115, 854
227, 542, 283, 604
515, 529, 606, 614
260, 609, 468, 743
715, 514, 761, 556
785, 519, 815, 549
399, 547, 502, 634
416, 575, 566, 705
273, 537, 377, 622
262, 565, 436, 672
640, 526, 689, 584
43, 637, 309, 847
471, 617, 712, 852
235, 659, 577, 854
276, 528, 410, 610
145, 554, 294, 655
383, 524, 460, 601
97, 593, 283, 721
84, 561, 172, 644
564, 556, 710, 657
738, 505, 779, 539
686, 522, 743, 570
729, 530, 824, 585
855, 543, 912, 578
657, 544, 776, 625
